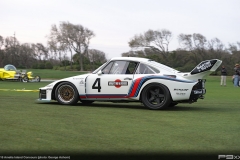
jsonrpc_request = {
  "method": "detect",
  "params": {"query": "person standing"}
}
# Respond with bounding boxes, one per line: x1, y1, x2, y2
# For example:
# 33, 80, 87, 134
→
233, 64, 240, 87
220, 65, 227, 86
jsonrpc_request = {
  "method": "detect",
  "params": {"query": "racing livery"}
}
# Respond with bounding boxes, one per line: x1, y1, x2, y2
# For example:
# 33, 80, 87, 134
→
38, 57, 222, 110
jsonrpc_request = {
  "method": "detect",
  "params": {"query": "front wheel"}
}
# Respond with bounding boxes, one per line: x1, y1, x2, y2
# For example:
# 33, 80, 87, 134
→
141, 83, 171, 110
55, 82, 79, 105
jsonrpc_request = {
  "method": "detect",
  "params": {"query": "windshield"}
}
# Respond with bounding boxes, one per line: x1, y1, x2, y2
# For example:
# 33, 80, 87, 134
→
92, 62, 107, 74
4, 64, 17, 71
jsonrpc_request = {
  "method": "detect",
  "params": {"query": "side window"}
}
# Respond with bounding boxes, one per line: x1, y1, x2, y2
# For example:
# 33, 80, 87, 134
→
135, 63, 159, 74
127, 62, 138, 74
102, 61, 138, 74
110, 61, 128, 74
148, 65, 160, 73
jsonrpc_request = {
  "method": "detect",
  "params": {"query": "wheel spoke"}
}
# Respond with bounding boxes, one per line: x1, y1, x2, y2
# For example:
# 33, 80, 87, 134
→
147, 87, 165, 105
150, 90, 156, 96
158, 94, 165, 98
156, 98, 160, 104
155, 88, 159, 94
149, 96, 155, 102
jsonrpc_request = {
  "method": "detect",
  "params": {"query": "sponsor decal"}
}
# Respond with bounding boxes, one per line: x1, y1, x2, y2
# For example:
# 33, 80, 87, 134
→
80, 80, 84, 85
174, 88, 188, 96
108, 79, 128, 88
194, 90, 203, 94
79, 78, 85, 85
196, 61, 212, 72
174, 89, 189, 91
73, 77, 83, 80
176, 93, 186, 95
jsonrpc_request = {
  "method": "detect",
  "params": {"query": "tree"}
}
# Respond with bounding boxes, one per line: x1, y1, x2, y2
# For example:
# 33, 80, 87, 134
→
129, 29, 172, 59
208, 38, 224, 52
48, 21, 95, 71
18, 43, 35, 68
4, 36, 20, 64
207, 38, 225, 59
237, 42, 240, 50
88, 49, 107, 63
48, 39, 58, 61
32, 43, 48, 61
178, 33, 207, 62
228, 43, 238, 52
0, 35, 4, 66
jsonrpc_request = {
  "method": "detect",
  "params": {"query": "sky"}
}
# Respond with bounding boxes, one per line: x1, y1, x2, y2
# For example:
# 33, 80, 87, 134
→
0, 0, 239, 59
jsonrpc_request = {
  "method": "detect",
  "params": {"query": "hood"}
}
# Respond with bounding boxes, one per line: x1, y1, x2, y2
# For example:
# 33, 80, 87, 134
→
40, 73, 92, 89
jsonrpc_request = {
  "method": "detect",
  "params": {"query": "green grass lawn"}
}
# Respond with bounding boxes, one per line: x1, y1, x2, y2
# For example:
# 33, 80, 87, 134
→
0, 76, 239, 158
29, 69, 89, 79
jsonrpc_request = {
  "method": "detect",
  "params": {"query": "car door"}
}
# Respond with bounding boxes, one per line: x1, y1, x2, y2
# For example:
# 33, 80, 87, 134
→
86, 60, 138, 99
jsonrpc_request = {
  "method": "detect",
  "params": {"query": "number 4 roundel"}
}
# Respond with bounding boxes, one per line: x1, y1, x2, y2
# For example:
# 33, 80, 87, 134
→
92, 78, 101, 92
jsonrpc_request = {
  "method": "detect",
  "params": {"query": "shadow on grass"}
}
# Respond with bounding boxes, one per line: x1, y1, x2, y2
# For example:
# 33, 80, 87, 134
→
36, 101, 219, 112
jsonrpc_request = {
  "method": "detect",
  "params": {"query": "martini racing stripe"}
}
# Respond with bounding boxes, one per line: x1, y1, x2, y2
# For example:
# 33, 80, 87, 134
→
80, 94, 128, 99
128, 75, 195, 97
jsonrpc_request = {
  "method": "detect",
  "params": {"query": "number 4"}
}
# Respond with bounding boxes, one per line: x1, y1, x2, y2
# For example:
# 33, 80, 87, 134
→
92, 78, 101, 92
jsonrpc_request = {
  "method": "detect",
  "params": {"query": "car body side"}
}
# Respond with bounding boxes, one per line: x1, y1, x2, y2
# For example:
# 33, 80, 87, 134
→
39, 57, 222, 107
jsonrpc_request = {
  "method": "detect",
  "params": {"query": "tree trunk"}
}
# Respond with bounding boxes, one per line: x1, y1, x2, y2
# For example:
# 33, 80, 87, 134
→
79, 51, 83, 71
69, 48, 73, 69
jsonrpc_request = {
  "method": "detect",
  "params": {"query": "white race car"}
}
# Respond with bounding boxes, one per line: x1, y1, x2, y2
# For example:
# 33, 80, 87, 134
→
38, 57, 222, 110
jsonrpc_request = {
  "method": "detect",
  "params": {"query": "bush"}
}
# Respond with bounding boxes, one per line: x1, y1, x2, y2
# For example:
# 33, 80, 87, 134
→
38, 63, 45, 69
45, 62, 53, 69
53, 66, 59, 70
32, 63, 38, 69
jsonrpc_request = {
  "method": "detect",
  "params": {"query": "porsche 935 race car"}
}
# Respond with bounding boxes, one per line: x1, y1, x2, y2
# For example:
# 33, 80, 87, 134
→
38, 57, 222, 110
0, 64, 41, 82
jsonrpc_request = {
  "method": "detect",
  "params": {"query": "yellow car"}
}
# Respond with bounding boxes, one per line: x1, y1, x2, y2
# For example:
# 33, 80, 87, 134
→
0, 64, 41, 82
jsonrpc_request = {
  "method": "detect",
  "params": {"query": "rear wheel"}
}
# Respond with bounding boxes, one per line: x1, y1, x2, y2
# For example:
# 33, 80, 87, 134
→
35, 75, 41, 82
22, 76, 29, 82
141, 83, 171, 110
55, 82, 79, 105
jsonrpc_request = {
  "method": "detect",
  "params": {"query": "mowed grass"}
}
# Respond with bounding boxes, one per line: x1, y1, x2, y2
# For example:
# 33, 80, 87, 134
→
0, 76, 239, 156
27, 69, 89, 79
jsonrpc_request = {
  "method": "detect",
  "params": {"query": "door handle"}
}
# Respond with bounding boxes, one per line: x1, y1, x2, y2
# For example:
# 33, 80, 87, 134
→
124, 77, 132, 80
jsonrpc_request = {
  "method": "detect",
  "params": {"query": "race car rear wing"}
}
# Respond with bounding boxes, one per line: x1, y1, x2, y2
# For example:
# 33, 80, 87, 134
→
190, 59, 222, 75
179, 59, 222, 81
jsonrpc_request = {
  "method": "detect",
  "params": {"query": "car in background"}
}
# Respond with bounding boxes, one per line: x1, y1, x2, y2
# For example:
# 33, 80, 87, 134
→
0, 64, 41, 82
38, 57, 222, 110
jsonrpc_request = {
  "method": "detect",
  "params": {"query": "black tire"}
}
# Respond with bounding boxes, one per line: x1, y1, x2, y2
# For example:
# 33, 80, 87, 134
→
35, 76, 41, 82
80, 100, 94, 104
22, 75, 29, 83
141, 83, 171, 110
55, 82, 79, 105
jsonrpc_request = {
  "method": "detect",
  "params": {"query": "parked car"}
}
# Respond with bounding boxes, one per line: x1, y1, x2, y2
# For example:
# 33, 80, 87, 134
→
0, 64, 41, 82
38, 57, 222, 110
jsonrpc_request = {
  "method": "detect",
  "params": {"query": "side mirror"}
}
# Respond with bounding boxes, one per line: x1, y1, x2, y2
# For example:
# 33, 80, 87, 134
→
97, 70, 102, 75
